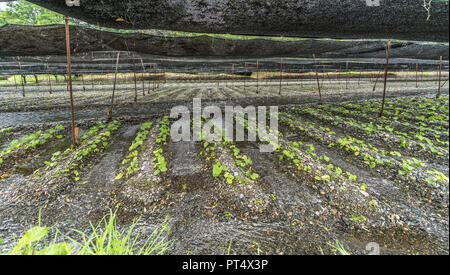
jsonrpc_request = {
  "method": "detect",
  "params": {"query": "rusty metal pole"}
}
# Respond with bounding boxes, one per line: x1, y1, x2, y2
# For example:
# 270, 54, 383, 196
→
65, 17, 78, 145
379, 40, 391, 118
313, 54, 323, 105
436, 56, 442, 99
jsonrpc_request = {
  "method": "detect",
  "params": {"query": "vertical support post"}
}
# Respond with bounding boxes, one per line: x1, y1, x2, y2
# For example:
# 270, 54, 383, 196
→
379, 40, 391, 118
436, 56, 442, 99
313, 54, 323, 105
65, 17, 78, 145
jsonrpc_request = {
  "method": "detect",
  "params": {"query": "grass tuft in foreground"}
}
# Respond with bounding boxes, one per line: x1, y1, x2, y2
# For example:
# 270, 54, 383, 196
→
1, 209, 172, 255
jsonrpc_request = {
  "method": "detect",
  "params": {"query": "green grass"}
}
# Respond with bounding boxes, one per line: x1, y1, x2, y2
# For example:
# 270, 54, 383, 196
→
1, 209, 172, 255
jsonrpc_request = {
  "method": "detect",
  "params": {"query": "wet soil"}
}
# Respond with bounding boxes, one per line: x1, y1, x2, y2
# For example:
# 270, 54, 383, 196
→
0, 87, 448, 255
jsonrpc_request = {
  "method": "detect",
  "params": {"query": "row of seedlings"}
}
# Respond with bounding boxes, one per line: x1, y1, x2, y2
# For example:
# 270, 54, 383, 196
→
0, 125, 65, 170
313, 102, 448, 155
33, 121, 121, 183
240, 110, 385, 231
280, 112, 448, 204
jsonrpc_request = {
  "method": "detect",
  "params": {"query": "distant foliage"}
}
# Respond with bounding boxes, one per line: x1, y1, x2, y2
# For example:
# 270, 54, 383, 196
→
0, 0, 64, 26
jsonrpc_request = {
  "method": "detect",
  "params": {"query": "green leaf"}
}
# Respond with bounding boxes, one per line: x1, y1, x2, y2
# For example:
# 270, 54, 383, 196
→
36, 242, 73, 255
12, 226, 49, 254
212, 163, 224, 178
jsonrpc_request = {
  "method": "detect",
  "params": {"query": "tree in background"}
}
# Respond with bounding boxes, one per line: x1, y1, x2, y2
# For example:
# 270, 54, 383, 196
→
0, 0, 137, 33
0, 0, 64, 26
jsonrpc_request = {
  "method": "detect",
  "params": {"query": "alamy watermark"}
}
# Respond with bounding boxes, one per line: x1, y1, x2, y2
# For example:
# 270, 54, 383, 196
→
365, 0, 381, 7
66, 0, 80, 7
170, 98, 279, 153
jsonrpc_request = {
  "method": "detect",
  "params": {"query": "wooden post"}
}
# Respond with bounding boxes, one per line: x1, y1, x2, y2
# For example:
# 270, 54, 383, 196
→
65, 17, 78, 145
379, 40, 391, 118
74, 127, 81, 145
436, 56, 442, 99
313, 54, 323, 105
110, 51, 121, 119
